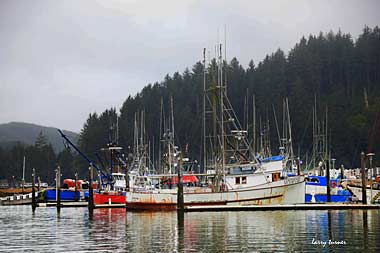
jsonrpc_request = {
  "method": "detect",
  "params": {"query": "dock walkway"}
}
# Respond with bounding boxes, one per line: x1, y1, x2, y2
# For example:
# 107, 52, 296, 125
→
184, 204, 380, 212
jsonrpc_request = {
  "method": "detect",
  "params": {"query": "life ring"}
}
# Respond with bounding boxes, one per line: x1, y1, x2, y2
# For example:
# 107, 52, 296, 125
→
331, 181, 337, 188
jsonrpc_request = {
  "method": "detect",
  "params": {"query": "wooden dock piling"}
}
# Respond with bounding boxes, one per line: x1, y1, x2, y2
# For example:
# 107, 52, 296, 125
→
88, 165, 94, 215
32, 168, 36, 212
56, 166, 61, 213
177, 154, 184, 212
361, 152, 367, 204
74, 172, 78, 202
326, 161, 331, 202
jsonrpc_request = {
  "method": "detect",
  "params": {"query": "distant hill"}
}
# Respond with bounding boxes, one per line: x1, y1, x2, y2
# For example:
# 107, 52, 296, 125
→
0, 122, 79, 153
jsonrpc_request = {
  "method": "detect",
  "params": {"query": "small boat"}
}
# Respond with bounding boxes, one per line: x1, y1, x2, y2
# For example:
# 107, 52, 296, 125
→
305, 175, 352, 203
346, 176, 380, 204
43, 179, 92, 202
94, 191, 126, 205
93, 172, 127, 204
58, 130, 127, 206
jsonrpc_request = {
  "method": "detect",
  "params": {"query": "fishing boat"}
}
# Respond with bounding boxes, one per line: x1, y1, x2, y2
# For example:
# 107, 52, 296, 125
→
305, 175, 352, 203
58, 130, 127, 205
126, 46, 305, 210
346, 176, 380, 204
43, 178, 89, 202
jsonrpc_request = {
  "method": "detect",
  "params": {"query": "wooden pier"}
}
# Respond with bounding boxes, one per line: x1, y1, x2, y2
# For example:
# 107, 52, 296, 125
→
37, 202, 126, 208
184, 203, 380, 212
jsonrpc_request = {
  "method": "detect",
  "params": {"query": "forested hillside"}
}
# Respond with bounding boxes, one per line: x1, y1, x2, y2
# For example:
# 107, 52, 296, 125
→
0, 122, 78, 152
79, 26, 380, 169
1, 26, 379, 183
0, 123, 79, 183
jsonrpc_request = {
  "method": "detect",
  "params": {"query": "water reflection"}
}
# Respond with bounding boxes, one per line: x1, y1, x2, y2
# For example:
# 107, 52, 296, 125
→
0, 206, 379, 252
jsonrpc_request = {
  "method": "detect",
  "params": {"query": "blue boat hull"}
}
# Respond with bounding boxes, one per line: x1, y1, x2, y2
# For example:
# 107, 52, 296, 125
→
305, 175, 352, 203
45, 189, 81, 201
305, 193, 352, 203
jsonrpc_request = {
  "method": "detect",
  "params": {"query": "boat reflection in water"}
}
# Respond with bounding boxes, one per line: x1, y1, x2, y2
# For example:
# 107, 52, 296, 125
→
0, 206, 379, 251
87, 208, 379, 252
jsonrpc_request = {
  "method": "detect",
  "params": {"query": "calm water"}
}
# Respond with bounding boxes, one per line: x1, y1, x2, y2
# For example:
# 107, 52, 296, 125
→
0, 206, 379, 252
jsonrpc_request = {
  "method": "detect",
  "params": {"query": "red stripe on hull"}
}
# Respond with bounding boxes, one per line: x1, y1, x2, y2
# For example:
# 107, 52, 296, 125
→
94, 193, 126, 204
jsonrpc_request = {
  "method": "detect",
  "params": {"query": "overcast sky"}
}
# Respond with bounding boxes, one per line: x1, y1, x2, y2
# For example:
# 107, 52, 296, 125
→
0, 0, 379, 132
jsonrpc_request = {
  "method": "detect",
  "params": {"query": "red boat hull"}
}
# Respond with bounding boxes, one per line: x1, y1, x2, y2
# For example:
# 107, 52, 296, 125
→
93, 193, 126, 204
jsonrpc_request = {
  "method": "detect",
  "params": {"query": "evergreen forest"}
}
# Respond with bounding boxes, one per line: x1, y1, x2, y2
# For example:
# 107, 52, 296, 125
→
1, 26, 379, 184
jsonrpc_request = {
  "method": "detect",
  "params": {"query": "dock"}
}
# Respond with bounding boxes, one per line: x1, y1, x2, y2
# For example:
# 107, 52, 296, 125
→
37, 202, 126, 208
184, 204, 380, 212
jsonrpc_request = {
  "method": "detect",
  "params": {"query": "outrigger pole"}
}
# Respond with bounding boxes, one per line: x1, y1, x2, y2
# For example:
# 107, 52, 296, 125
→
57, 129, 111, 188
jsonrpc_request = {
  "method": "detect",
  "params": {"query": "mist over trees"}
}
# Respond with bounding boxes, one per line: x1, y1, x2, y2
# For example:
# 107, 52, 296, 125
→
1, 26, 379, 183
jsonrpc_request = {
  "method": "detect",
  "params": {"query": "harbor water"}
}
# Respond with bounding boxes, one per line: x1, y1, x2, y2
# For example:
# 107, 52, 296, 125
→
0, 206, 379, 252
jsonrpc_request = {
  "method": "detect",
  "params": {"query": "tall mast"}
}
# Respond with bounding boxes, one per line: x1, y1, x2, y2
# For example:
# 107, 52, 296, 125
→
252, 94, 256, 154
203, 48, 207, 172
219, 44, 225, 175
116, 113, 119, 145
22, 156, 25, 183
325, 105, 328, 163
272, 104, 281, 149
171, 96, 175, 144
159, 97, 163, 173
134, 112, 137, 157
224, 25, 227, 95
286, 98, 293, 159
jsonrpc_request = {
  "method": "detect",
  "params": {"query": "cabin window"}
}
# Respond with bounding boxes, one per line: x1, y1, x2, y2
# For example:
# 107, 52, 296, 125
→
241, 177, 247, 184
235, 177, 241, 184
272, 173, 281, 182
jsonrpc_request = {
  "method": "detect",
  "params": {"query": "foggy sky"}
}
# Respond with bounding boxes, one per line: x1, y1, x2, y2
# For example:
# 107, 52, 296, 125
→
0, 0, 379, 132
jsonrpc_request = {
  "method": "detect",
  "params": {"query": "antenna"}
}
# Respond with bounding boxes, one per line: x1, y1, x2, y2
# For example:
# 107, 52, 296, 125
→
116, 114, 119, 145
224, 24, 227, 94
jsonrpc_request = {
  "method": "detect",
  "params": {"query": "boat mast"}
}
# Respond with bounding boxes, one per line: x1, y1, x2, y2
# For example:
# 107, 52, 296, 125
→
252, 94, 256, 155
203, 48, 207, 173
22, 156, 25, 190
116, 113, 119, 145
286, 98, 294, 170
224, 25, 227, 95
171, 96, 175, 150
272, 104, 282, 150
219, 44, 225, 190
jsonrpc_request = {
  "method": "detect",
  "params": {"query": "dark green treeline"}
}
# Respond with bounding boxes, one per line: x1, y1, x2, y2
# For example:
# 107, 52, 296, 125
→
0, 131, 76, 184
80, 26, 380, 169
1, 27, 379, 183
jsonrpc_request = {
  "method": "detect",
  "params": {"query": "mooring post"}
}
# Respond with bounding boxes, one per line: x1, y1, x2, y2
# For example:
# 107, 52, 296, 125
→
56, 166, 61, 213
74, 172, 78, 202
361, 152, 367, 204
326, 161, 331, 202
367, 153, 375, 204
37, 176, 41, 192
177, 153, 184, 212
88, 165, 94, 214
125, 163, 129, 192
296, 157, 301, 176
32, 168, 36, 212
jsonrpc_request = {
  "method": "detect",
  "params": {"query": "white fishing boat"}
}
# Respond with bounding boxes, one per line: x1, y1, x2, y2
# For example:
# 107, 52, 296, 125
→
126, 46, 305, 210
